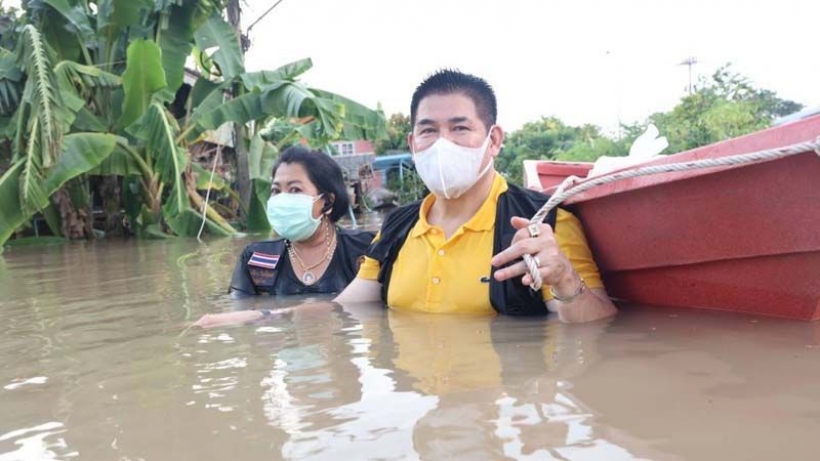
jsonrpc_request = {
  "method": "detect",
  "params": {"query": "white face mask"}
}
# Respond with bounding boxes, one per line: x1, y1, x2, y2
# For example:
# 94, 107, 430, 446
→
413, 127, 495, 199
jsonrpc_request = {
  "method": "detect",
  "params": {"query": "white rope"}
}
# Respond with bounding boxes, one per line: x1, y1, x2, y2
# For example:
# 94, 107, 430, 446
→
197, 146, 223, 242
524, 136, 820, 291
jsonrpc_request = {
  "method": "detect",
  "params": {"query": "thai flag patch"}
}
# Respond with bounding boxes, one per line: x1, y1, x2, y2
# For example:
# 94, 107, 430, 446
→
248, 252, 280, 269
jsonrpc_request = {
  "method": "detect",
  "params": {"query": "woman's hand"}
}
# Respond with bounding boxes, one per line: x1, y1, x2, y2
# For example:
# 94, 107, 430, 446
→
193, 310, 265, 329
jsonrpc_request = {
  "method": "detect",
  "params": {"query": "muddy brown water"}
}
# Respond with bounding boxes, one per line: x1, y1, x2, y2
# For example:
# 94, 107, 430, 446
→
1, 216, 819, 460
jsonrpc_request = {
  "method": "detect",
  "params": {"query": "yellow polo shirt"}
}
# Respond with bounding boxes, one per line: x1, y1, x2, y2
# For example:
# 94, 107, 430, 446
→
357, 174, 603, 314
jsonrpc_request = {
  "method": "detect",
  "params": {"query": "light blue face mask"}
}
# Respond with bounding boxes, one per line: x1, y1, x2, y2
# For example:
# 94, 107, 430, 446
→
266, 193, 323, 241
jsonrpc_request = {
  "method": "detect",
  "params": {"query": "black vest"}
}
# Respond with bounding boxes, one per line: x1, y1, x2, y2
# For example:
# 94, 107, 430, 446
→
229, 228, 374, 297
365, 182, 557, 316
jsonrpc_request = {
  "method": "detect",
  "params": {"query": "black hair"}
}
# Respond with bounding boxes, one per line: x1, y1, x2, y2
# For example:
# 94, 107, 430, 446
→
272, 145, 350, 222
410, 69, 498, 131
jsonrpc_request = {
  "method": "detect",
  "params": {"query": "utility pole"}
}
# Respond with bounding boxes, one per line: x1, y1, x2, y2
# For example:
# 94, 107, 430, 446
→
226, 0, 251, 213
679, 56, 698, 95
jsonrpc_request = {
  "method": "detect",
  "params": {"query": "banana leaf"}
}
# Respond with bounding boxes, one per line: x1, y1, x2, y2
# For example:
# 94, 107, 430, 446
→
43, 133, 120, 192
127, 102, 187, 184
193, 13, 244, 80
40, 0, 96, 45
240, 58, 313, 90
245, 134, 277, 233
313, 89, 389, 141
90, 144, 141, 176
0, 161, 26, 249
162, 191, 232, 238
191, 162, 229, 191
0, 133, 119, 248
118, 40, 167, 129
157, 0, 199, 101
97, 0, 154, 34
187, 82, 322, 143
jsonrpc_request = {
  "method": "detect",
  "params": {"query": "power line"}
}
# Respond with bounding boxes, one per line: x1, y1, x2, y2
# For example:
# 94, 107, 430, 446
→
246, 0, 287, 33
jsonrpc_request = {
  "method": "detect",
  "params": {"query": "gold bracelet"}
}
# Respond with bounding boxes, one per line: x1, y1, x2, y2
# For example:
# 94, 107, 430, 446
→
549, 276, 587, 304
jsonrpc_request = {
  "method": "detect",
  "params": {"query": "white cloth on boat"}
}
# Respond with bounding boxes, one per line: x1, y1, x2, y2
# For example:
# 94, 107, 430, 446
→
587, 124, 669, 177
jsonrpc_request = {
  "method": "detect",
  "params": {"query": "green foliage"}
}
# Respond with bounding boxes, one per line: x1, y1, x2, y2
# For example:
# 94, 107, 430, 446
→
385, 166, 425, 205
245, 134, 278, 233
0, 0, 390, 247
39, 0, 95, 45
497, 64, 803, 186
118, 40, 167, 129
0, 161, 25, 247
127, 102, 187, 186
374, 113, 410, 155
241, 58, 313, 89
312, 89, 389, 143
254, 63, 388, 151
496, 117, 629, 185
0, 47, 23, 115
43, 133, 120, 192
193, 13, 244, 79
14, 24, 80, 215
0, 133, 119, 247
649, 64, 803, 153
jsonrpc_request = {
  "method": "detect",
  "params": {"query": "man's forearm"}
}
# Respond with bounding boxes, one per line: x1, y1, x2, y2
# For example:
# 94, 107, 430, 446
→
550, 287, 617, 323
333, 278, 383, 304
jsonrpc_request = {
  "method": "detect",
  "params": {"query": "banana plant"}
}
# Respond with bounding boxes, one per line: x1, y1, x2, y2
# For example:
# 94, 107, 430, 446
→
0, 0, 387, 249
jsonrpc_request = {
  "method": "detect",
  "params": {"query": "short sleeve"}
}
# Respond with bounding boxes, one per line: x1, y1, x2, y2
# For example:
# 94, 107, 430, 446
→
356, 232, 382, 280
542, 208, 605, 300
228, 247, 258, 296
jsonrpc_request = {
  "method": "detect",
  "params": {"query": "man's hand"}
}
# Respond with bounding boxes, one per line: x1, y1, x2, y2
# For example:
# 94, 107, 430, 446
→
490, 216, 578, 294
491, 216, 617, 323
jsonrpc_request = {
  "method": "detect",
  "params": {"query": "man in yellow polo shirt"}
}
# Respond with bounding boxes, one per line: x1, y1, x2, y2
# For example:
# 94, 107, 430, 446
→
336, 70, 617, 323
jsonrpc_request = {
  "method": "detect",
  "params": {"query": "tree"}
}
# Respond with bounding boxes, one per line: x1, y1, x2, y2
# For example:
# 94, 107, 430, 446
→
496, 117, 629, 185
374, 112, 411, 155
495, 64, 803, 187
649, 64, 803, 153
0, 1, 386, 248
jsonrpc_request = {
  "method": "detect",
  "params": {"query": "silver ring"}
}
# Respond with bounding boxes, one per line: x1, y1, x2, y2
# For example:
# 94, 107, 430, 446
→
527, 223, 541, 238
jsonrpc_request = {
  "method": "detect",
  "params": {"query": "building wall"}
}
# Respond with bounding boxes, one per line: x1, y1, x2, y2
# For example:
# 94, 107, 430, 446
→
354, 140, 374, 154
332, 140, 375, 156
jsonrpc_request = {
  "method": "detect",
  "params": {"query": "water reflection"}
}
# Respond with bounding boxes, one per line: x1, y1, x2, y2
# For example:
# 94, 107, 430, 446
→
2, 239, 820, 460
382, 311, 632, 460
187, 302, 638, 460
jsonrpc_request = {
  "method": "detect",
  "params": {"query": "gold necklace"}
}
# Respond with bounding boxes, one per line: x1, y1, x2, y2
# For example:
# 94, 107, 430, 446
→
287, 221, 337, 285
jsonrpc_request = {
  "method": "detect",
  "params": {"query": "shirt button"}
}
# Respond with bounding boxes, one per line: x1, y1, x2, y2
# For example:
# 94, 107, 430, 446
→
437, 249, 445, 256
432, 277, 441, 285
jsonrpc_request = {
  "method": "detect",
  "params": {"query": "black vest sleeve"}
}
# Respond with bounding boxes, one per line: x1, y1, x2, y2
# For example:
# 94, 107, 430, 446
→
229, 246, 259, 297
228, 240, 287, 297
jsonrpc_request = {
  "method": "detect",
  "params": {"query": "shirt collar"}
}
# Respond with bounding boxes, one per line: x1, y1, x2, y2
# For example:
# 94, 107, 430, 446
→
409, 173, 508, 238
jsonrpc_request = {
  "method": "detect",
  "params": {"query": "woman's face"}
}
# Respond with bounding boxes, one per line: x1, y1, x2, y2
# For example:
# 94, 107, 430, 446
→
271, 162, 326, 219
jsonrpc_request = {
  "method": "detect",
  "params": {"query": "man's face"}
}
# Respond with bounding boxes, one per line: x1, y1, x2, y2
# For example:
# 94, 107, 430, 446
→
409, 93, 494, 152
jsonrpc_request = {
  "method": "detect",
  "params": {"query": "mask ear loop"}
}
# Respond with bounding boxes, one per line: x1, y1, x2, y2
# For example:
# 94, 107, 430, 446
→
475, 126, 497, 181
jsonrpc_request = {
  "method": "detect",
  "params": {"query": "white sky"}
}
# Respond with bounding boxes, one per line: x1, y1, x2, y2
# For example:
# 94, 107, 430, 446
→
243, 0, 819, 134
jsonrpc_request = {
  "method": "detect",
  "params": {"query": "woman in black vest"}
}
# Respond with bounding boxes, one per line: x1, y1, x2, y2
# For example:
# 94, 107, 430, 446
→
228, 145, 374, 297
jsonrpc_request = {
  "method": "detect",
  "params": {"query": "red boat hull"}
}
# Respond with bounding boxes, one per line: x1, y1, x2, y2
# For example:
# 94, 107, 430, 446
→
525, 116, 820, 320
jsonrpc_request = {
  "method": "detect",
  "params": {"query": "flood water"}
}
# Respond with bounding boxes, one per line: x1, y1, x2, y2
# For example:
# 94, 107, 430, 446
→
2, 219, 820, 460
